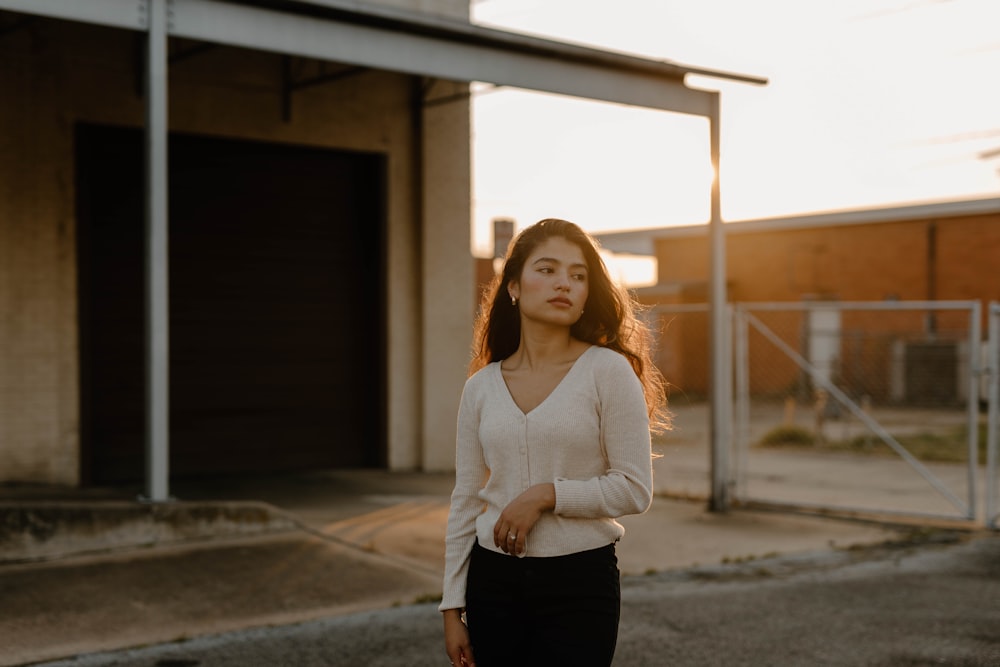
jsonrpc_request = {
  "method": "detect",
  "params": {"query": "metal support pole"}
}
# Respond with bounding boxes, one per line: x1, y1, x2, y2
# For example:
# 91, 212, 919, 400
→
987, 303, 999, 529
144, 0, 170, 502
733, 305, 749, 502
708, 92, 730, 512
965, 302, 981, 521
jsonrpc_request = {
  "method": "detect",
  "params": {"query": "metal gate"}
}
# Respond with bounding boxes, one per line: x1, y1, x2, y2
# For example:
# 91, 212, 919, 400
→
987, 302, 1000, 529
732, 301, 982, 523
648, 301, 991, 525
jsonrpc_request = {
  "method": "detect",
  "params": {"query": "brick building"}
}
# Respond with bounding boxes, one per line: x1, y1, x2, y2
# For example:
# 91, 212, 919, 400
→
598, 197, 1000, 401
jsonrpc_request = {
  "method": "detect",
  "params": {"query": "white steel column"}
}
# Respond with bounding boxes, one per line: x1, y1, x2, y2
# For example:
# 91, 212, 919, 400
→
144, 0, 170, 501
965, 302, 981, 521
708, 92, 730, 512
733, 305, 750, 502
987, 303, 999, 529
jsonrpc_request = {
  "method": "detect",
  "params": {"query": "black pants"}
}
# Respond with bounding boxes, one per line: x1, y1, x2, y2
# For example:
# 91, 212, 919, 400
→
465, 540, 621, 667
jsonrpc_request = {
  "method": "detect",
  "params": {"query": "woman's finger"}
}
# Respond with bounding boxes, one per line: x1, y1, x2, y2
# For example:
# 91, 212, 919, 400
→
494, 519, 513, 550
504, 528, 516, 554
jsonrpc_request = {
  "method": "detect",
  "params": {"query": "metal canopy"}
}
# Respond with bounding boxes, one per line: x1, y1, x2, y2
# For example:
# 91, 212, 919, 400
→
0, 0, 764, 114
0, 0, 766, 507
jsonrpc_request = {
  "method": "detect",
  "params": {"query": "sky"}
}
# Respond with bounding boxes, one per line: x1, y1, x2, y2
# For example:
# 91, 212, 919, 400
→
468, 0, 1000, 270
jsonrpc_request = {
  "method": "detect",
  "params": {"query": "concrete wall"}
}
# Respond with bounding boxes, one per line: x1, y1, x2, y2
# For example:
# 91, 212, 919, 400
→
0, 0, 473, 484
421, 79, 473, 471
380, 0, 473, 472
0, 27, 81, 484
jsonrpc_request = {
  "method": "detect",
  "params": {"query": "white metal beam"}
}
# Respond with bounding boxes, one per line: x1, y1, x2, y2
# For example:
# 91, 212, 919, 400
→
0, 0, 717, 117
986, 303, 999, 529
168, 0, 715, 116
144, 0, 170, 502
0, 0, 146, 30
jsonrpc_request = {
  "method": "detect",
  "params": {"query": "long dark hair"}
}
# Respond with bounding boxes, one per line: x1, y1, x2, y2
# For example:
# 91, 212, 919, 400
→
471, 218, 669, 432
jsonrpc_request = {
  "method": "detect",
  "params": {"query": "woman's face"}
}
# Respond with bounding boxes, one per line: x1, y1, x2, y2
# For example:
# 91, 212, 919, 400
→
509, 236, 589, 329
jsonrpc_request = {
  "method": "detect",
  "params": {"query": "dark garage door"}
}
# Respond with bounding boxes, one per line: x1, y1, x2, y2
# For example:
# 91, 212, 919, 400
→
76, 124, 386, 483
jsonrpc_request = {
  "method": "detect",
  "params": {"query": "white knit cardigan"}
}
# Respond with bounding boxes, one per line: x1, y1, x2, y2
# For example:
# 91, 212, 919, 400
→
439, 345, 653, 611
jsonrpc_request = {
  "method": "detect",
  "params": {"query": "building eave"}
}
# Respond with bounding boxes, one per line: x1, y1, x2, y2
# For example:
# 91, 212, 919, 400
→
595, 195, 1000, 255
247, 0, 769, 86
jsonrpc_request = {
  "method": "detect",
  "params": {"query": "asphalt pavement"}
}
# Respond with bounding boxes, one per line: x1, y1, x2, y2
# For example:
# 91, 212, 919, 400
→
1, 449, 997, 666
24, 531, 1000, 666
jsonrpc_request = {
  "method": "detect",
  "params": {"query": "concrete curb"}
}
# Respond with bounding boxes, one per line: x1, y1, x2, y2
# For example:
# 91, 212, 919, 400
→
0, 501, 298, 564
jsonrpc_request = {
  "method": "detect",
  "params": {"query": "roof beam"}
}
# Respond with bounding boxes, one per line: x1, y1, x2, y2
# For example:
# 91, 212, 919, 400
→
171, 0, 716, 116
0, 0, 146, 30
0, 0, 742, 117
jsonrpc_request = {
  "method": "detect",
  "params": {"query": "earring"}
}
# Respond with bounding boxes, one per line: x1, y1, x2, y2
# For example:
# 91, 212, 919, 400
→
510, 295, 518, 306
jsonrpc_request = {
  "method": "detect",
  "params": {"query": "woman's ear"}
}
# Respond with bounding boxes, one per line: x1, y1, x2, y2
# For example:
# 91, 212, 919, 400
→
507, 280, 520, 303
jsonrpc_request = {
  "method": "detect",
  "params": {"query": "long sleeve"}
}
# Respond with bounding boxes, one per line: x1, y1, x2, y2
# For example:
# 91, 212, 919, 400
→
552, 352, 653, 519
439, 379, 488, 611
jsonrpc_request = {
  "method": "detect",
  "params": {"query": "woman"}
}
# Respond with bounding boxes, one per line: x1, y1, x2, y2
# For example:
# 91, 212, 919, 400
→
440, 219, 668, 667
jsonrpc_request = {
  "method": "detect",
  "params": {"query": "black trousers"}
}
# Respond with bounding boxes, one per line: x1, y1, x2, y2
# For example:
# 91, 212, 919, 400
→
465, 540, 621, 667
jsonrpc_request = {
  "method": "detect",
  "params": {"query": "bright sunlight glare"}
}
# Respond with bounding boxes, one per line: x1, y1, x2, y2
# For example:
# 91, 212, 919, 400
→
470, 0, 1000, 286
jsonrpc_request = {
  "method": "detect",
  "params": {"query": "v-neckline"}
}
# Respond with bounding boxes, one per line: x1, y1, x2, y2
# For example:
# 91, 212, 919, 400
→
496, 345, 594, 417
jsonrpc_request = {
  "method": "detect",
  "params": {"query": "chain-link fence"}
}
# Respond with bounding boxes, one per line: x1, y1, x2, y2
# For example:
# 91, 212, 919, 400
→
650, 301, 985, 524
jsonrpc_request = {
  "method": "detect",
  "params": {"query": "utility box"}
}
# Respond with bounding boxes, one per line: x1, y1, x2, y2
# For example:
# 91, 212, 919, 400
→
889, 340, 960, 406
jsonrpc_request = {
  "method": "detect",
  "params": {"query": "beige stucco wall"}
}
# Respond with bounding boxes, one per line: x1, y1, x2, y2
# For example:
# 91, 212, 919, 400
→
0, 34, 80, 484
381, 0, 472, 472
421, 79, 474, 471
0, 1, 472, 484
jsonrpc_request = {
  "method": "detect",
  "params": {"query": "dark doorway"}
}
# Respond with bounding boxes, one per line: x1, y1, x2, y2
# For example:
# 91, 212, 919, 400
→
76, 124, 386, 484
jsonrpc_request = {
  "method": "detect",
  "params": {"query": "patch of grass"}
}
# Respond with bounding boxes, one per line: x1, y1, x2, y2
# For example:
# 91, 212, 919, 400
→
757, 425, 815, 448
757, 423, 988, 464
837, 528, 965, 553
720, 553, 770, 565
847, 425, 989, 464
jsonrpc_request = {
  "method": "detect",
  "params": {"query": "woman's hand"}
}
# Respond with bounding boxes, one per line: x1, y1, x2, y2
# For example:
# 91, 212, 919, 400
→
443, 609, 476, 667
493, 483, 555, 556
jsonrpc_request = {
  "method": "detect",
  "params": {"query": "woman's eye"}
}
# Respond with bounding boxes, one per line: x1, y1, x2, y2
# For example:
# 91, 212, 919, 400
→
572, 274, 587, 281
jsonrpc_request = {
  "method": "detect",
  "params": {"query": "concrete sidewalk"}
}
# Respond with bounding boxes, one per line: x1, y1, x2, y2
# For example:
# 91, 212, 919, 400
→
28, 532, 1000, 667
0, 467, 931, 666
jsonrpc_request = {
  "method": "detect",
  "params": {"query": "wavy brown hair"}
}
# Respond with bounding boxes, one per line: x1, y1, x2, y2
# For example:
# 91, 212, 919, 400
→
471, 218, 669, 433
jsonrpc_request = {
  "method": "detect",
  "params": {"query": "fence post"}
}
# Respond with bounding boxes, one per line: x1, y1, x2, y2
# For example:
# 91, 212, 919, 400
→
733, 305, 749, 502
987, 303, 999, 529
965, 302, 981, 521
